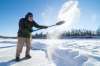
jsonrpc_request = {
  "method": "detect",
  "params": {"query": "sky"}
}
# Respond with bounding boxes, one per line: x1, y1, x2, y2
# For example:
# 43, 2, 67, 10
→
0, 0, 100, 36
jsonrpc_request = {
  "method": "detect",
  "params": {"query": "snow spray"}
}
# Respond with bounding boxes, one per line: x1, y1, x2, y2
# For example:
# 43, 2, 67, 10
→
46, 0, 80, 64
47, 0, 80, 39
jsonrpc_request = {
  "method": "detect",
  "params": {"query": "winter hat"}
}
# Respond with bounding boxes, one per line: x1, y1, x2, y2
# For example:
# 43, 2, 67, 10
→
25, 12, 33, 19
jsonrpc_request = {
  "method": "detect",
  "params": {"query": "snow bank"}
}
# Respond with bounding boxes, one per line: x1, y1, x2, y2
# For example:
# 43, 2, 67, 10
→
31, 40, 88, 66
49, 47, 88, 66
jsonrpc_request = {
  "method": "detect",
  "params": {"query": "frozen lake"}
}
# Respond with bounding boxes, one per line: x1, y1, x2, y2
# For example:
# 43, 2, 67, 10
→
0, 39, 100, 66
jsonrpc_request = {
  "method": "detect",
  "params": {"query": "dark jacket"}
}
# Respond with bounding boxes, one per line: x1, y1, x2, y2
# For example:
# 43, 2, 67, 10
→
18, 18, 47, 38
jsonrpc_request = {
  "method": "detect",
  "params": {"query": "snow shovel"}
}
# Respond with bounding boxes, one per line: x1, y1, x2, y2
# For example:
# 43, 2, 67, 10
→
33, 21, 65, 32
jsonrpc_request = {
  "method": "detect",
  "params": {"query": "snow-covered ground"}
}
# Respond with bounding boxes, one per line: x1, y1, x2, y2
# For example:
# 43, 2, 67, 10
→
0, 39, 100, 66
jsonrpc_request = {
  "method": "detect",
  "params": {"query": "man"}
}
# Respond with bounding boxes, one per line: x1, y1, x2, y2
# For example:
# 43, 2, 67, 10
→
16, 12, 48, 61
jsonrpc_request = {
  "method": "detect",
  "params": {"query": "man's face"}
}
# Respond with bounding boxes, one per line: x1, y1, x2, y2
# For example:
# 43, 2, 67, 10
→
28, 16, 33, 22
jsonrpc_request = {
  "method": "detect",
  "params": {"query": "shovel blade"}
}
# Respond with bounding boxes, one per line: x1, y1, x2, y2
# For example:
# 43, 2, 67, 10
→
56, 21, 65, 25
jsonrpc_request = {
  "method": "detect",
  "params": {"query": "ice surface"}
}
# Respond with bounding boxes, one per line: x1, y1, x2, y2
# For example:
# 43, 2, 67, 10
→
32, 42, 48, 51
0, 39, 100, 66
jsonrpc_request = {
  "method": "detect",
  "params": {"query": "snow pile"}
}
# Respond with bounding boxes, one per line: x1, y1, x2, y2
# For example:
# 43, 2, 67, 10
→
48, 47, 88, 66
31, 40, 88, 66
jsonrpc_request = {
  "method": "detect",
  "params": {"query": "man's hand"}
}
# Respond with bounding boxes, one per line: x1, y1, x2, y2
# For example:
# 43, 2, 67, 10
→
29, 29, 33, 32
40, 26, 48, 29
43, 26, 48, 29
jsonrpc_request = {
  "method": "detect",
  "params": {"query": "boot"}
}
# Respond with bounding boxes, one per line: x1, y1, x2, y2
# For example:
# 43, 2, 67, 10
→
25, 55, 31, 59
15, 56, 20, 61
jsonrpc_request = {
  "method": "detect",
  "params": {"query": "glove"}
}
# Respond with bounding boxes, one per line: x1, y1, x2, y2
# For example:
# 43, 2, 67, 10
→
43, 26, 48, 29
29, 29, 33, 32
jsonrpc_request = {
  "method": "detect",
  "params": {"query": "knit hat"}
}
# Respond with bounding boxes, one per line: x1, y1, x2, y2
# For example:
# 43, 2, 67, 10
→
25, 12, 33, 19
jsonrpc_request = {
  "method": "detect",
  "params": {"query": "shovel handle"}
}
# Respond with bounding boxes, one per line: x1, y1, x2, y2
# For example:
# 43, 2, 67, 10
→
33, 21, 65, 32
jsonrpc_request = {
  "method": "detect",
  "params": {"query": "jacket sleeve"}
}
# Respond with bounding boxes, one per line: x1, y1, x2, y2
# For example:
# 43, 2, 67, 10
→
32, 20, 47, 29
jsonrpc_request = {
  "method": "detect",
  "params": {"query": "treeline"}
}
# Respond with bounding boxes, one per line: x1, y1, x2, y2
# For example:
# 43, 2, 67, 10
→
60, 29, 96, 39
32, 33, 47, 39
32, 29, 100, 39
1, 29, 100, 39
0, 36, 17, 39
